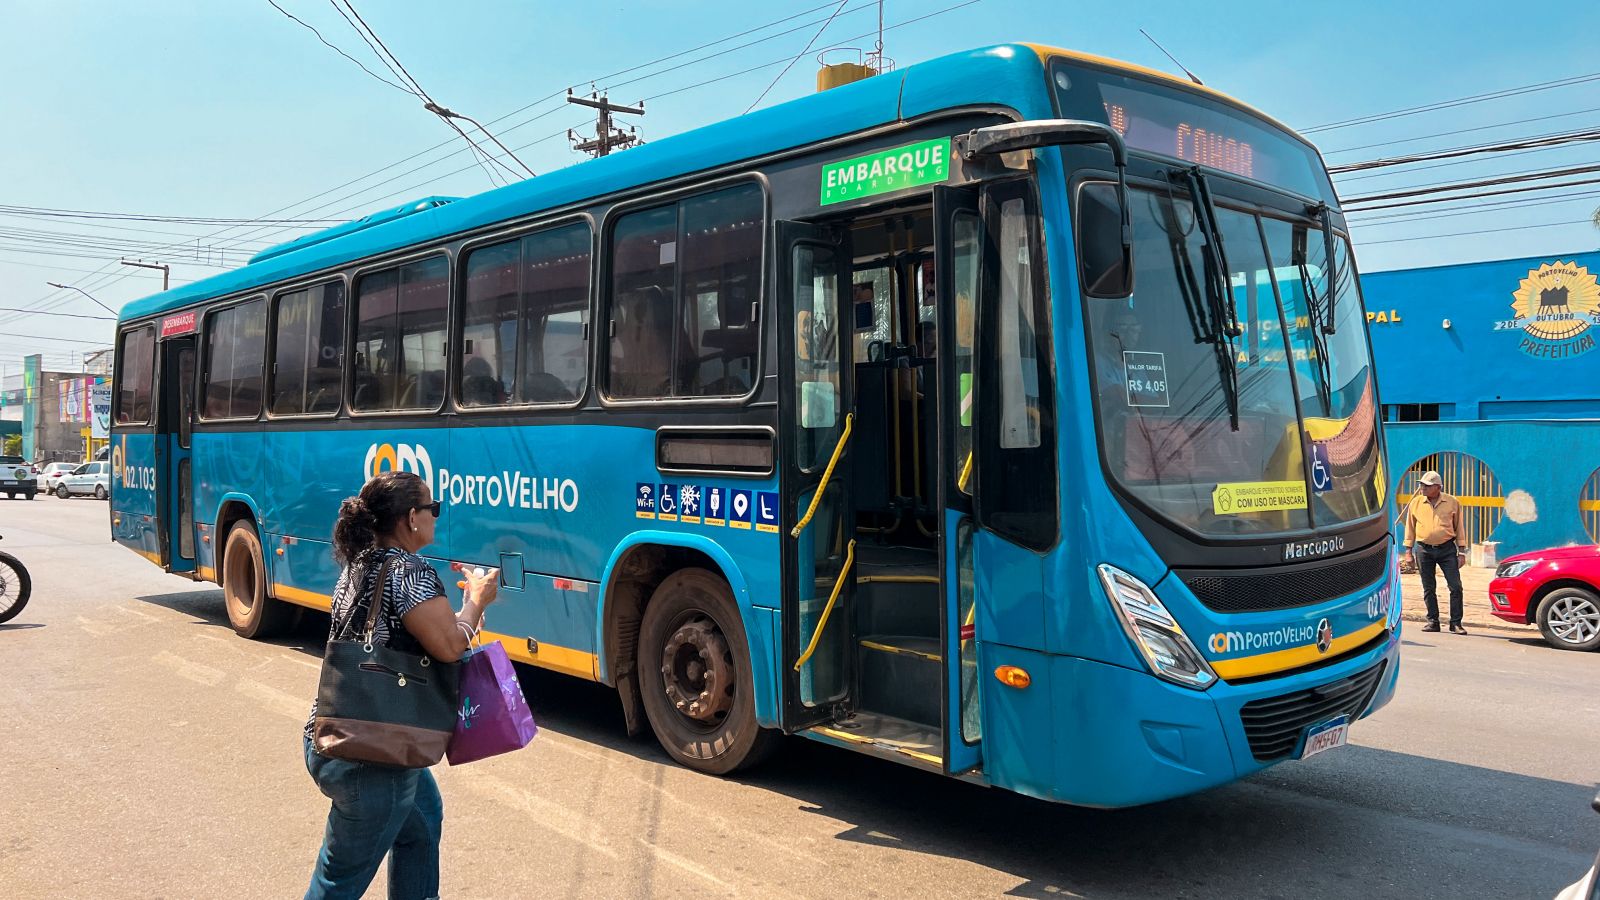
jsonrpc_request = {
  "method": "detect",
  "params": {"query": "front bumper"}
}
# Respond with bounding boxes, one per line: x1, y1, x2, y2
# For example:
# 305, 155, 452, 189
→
980, 624, 1401, 808
1487, 575, 1533, 623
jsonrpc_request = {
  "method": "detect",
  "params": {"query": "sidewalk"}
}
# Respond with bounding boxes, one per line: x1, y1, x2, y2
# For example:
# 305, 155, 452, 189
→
1397, 564, 1532, 634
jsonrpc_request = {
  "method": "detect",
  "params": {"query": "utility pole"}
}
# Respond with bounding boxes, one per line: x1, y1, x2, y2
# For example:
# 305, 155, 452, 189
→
567, 89, 644, 158
120, 258, 170, 291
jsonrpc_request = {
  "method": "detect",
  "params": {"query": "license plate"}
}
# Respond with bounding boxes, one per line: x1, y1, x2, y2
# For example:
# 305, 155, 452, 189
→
1300, 715, 1350, 759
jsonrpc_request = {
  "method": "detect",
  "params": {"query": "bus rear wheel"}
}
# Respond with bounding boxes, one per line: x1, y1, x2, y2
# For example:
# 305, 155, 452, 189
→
222, 521, 294, 639
637, 568, 779, 775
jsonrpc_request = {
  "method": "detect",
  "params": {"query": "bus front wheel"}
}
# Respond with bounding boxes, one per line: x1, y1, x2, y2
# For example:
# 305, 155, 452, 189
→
222, 521, 294, 639
637, 567, 779, 775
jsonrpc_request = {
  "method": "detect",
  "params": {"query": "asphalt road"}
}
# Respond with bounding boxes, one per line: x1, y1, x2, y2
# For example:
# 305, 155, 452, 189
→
2, 496, 1598, 899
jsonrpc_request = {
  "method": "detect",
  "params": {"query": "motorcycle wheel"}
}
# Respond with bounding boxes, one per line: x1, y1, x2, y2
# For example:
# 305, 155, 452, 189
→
0, 550, 31, 625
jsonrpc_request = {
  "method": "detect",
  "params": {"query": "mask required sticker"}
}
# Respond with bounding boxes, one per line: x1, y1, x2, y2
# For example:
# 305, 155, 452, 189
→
1212, 480, 1307, 515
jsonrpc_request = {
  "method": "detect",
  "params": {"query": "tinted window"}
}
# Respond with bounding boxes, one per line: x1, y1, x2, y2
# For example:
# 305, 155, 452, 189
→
353, 257, 448, 412
202, 299, 266, 420
977, 182, 1057, 549
115, 325, 156, 425
271, 281, 346, 416
608, 183, 762, 399
460, 223, 591, 407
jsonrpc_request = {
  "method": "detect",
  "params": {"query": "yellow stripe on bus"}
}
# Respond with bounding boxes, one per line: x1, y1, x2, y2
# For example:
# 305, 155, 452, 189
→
196, 565, 216, 582
1211, 620, 1388, 682
270, 582, 599, 681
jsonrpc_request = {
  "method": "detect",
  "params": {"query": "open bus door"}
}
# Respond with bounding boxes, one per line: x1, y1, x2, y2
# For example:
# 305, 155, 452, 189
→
155, 335, 197, 575
934, 185, 983, 774
777, 220, 856, 730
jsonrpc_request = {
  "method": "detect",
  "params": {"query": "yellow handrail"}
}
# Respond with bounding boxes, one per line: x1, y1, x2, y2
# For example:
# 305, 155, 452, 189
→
957, 451, 973, 493
794, 539, 856, 672
790, 412, 854, 539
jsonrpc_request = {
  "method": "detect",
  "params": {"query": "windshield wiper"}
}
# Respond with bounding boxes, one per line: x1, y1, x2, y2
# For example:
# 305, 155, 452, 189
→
1179, 166, 1242, 431
1293, 225, 1333, 412
1313, 202, 1339, 334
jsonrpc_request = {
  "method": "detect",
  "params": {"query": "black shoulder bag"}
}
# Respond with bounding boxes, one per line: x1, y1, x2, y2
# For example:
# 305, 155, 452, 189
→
311, 558, 460, 767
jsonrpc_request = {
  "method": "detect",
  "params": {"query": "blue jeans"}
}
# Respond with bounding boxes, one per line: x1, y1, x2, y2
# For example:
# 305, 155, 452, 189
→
304, 735, 443, 900
1414, 542, 1464, 627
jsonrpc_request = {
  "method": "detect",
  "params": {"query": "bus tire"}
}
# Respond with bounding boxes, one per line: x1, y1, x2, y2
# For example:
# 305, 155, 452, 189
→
222, 520, 293, 639
637, 567, 779, 775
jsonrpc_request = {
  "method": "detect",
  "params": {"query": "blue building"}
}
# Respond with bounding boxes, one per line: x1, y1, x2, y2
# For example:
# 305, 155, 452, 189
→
1363, 249, 1600, 556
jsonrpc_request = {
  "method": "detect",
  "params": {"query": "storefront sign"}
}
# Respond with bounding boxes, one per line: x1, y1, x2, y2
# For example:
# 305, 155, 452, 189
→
1491, 261, 1599, 359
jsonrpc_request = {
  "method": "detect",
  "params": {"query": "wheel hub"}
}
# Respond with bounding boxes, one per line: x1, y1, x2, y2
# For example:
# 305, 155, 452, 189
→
1550, 596, 1600, 644
659, 618, 733, 724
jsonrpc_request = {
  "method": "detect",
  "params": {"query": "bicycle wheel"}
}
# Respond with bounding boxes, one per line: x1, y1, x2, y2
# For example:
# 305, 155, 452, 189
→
0, 551, 31, 625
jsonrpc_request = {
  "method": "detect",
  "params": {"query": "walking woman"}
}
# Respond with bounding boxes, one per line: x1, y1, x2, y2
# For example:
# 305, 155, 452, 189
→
303, 470, 497, 899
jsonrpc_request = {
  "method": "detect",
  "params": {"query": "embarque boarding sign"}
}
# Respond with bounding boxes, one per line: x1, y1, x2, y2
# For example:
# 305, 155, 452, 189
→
821, 139, 951, 205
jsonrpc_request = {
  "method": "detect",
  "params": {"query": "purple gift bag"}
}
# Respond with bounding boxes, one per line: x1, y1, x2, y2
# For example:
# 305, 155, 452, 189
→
446, 640, 537, 766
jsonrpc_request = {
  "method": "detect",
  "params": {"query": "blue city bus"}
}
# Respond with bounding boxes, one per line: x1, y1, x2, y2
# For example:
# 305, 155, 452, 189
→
110, 44, 1400, 807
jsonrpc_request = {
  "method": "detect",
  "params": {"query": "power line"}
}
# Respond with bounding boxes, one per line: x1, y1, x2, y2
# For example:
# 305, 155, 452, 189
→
1334, 142, 1594, 185
0, 203, 343, 225
0, 307, 116, 320
1328, 127, 1600, 174
1348, 190, 1600, 225
165, 3, 887, 260
746, 0, 849, 114
1302, 69, 1600, 133
1356, 218, 1594, 245
1321, 106, 1600, 156
333, 0, 534, 180
1345, 176, 1600, 213
263, 0, 412, 93
1343, 163, 1600, 205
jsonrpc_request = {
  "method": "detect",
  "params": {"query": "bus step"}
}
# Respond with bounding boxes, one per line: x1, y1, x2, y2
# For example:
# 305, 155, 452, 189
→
858, 635, 941, 726
804, 711, 943, 773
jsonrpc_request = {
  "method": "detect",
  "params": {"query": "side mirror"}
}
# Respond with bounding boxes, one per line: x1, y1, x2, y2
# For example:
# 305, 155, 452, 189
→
1078, 182, 1135, 299
955, 119, 1134, 297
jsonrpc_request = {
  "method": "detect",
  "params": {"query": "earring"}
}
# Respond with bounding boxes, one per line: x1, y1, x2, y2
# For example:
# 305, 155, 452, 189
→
411, 525, 419, 532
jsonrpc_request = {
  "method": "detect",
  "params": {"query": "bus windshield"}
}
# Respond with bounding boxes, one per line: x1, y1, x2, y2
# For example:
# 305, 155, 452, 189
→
1083, 183, 1384, 536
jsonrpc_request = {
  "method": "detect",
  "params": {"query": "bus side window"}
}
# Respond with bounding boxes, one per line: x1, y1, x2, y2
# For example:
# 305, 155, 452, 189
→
202, 298, 266, 420
270, 281, 345, 416
606, 182, 763, 400
976, 183, 1057, 550
459, 222, 592, 408
115, 325, 156, 425
353, 257, 448, 412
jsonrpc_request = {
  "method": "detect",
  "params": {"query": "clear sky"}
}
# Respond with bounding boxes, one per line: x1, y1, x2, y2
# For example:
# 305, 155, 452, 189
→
3, 0, 1598, 372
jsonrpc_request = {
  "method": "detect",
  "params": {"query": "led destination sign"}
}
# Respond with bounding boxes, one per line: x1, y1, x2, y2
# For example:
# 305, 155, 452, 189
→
1051, 60, 1335, 201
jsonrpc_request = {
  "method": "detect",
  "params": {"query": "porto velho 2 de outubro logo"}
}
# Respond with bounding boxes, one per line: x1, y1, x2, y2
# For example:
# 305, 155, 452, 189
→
1493, 261, 1600, 359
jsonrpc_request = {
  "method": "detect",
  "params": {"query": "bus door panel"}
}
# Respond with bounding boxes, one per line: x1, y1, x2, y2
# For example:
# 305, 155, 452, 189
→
934, 184, 983, 773
157, 337, 197, 574
777, 220, 856, 729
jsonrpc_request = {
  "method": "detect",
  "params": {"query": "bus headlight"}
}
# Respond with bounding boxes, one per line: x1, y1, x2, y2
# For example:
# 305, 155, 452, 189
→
1096, 564, 1216, 690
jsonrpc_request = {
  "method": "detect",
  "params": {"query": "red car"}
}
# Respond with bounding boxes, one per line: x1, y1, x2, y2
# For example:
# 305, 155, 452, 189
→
1489, 545, 1600, 651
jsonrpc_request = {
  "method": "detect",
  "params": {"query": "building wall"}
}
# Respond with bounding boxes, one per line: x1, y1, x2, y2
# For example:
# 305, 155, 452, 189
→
1365, 250, 1600, 555
1386, 421, 1600, 557
1363, 250, 1600, 420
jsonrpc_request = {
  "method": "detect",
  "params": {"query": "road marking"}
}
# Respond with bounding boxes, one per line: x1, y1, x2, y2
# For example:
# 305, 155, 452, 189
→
75, 616, 116, 637
449, 768, 622, 859
109, 605, 158, 623
635, 838, 737, 894
151, 650, 226, 686
234, 677, 307, 720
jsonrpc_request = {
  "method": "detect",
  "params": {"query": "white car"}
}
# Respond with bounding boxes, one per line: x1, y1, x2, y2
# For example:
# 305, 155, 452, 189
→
38, 462, 81, 494
56, 461, 111, 500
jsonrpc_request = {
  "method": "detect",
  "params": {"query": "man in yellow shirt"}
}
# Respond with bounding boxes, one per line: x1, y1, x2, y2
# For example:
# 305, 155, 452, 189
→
1402, 470, 1469, 634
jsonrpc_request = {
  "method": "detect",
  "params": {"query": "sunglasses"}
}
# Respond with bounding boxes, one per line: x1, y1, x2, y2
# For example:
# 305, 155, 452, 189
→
416, 501, 442, 518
